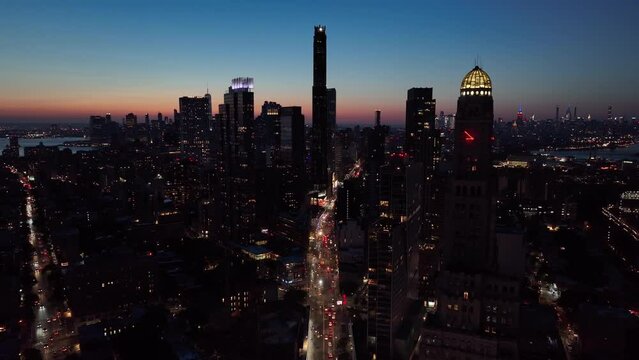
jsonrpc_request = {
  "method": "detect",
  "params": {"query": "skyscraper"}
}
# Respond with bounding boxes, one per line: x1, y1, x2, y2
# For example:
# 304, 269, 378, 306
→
217, 78, 256, 243
405, 87, 440, 269
608, 105, 613, 121
405, 87, 436, 162
328, 88, 336, 131
278, 106, 306, 215
255, 101, 282, 165
369, 110, 387, 169
446, 66, 495, 269
565, 106, 572, 121
516, 105, 523, 124
178, 92, 212, 162
125, 113, 137, 128
328, 88, 337, 178
423, 66, 520, 359
363, 111, 389, 222
279, 106, 305, 172
367, 155, 422, 359
312, 25, 331, 191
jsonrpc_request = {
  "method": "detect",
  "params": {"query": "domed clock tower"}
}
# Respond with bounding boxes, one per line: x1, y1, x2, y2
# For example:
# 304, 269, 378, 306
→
424, 67, 520, 360
443, 66, 497, 272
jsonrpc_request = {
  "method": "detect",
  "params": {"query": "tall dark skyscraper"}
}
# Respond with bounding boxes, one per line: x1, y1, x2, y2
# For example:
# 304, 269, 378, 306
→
363, 110, 389, 222
178, 92, 212, 162
328, 87, 337, 177
312, 25, 331, 191
367, 155, 422, 359
278, 106, 306, 215
369, 110, 387, 168
608, 105, 613, 120
255, 101, 281, 166
327, 88, 336, 131
279, 106, 305, 171
424, 66, 521, 359
217, 77, 256, 243
125, 112, 137, 128
405, 87, 441, 266
405, 87, 436, 163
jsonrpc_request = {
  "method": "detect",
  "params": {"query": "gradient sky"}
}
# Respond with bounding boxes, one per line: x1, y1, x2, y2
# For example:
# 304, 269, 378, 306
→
1, 0, 637, 125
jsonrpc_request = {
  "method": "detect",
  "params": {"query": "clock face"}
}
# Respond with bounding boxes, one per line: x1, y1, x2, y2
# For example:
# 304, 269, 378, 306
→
463, 130, 475, 143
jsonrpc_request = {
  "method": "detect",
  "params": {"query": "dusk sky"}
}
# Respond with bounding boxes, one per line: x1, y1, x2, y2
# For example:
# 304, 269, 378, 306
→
1, 0, 637, 125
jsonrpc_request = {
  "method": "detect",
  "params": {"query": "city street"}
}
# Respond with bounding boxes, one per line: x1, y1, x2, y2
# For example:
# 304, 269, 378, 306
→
306, 197, 340, 360
306, 163, 360, 360
22, 176, 79, 359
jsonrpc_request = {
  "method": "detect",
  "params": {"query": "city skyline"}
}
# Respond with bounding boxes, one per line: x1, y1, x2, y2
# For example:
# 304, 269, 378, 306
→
1, 0, 638, 124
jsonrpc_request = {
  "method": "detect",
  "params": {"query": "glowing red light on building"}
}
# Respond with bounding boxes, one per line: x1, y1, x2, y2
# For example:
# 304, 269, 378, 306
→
463, 130, 475, 142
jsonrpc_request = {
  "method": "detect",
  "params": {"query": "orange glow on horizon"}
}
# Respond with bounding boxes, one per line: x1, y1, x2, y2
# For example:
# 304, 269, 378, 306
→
0, 93, 414, 125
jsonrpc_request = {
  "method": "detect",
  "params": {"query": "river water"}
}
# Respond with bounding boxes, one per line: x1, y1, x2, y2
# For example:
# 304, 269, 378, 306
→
0, 137, 93, 156
536, 143, 639, 161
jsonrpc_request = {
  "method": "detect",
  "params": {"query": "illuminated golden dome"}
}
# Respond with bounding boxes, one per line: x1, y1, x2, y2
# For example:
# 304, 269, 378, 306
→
460, 66, 492, 96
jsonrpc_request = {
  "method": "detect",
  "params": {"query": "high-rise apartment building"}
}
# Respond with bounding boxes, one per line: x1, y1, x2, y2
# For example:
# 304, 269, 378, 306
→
217, 78, 256, 243
367, 155, 423, 359
405, 87, 436, 163
405, 87, 441, 276
178, 92, 212, 162
279, 106, 306, 214
255, 101, 282, 165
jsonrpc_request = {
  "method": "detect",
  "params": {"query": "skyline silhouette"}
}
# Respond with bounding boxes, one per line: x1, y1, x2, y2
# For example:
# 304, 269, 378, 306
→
1, 0, 637, 124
